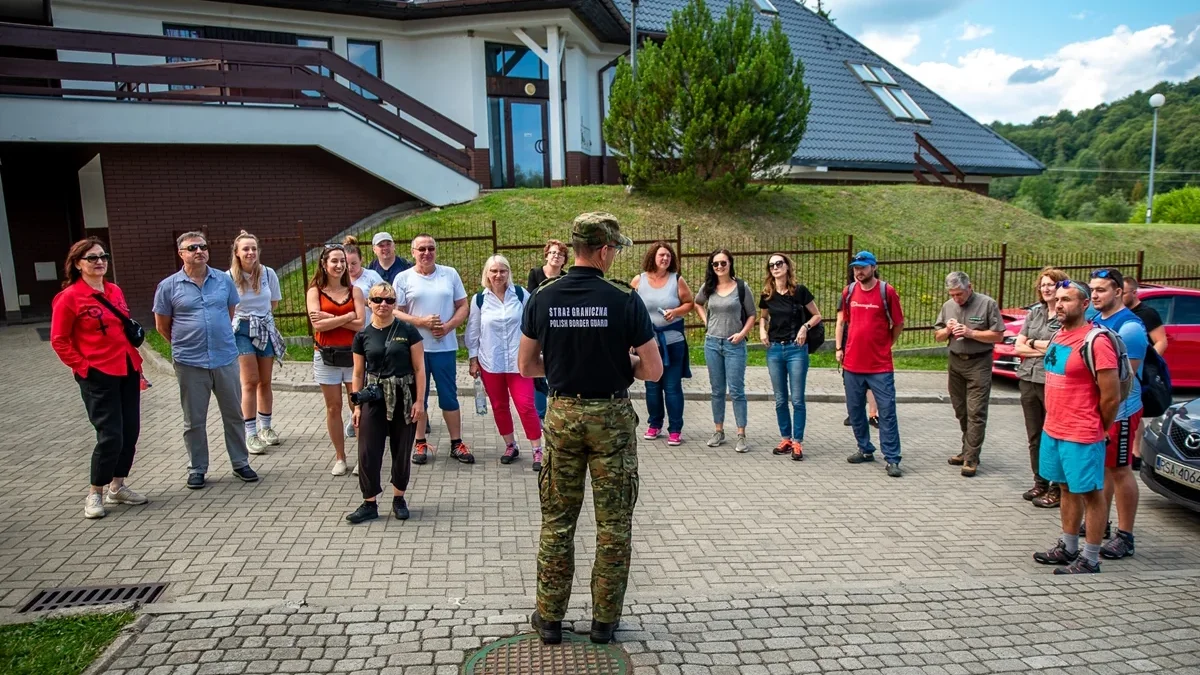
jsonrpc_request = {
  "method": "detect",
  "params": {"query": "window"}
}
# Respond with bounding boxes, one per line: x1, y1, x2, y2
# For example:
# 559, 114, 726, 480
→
297, 37, 332, 97
486, 43, 548, 80
752, 0, 778, 14
848, 62, 930, 123
162, 25, 202, 90
347, 39, 381, 101
1143, 296, 1173, 323
1172, 296, 1200, 325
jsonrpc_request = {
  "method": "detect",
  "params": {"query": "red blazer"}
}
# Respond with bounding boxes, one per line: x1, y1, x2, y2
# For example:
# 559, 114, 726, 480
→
51, 279, 144, 378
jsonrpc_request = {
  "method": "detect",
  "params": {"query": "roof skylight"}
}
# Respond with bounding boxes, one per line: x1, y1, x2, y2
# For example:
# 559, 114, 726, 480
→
753, 0, 779, 15
848, 62, 930, 123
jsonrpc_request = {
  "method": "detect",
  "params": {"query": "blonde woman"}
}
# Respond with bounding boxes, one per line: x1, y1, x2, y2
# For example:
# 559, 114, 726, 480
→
466, 255, 542, 468
228, 231, 285, 454
306, 245, 366, 476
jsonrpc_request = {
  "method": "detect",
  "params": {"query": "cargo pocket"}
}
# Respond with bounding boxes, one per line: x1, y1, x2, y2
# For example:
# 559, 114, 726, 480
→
538, 449, 553, 503
622, 448, 639, 511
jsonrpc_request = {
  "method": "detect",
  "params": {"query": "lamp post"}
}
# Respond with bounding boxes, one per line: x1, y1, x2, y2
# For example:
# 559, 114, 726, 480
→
629, 0, 639, 162
1145, 93, 1165, 224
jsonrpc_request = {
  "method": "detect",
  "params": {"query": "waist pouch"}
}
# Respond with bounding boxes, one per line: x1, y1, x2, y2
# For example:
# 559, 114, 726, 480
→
319, 345, 353, 368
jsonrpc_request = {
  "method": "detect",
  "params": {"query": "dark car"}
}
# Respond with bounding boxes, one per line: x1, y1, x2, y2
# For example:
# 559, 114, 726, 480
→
1141, 398, 1200, 512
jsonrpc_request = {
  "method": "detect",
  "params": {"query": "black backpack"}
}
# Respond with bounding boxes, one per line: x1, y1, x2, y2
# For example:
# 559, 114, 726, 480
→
1140, 347, 1173, 417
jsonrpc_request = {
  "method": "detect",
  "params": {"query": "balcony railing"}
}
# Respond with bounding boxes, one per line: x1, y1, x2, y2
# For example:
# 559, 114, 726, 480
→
0, 22, 476, 174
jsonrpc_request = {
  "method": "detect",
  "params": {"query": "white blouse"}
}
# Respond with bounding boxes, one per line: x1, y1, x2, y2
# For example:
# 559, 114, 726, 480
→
465, 284, 528, 374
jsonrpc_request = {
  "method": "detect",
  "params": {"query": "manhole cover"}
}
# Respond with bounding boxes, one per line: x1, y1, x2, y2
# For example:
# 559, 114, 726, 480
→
463, 632, 632, 674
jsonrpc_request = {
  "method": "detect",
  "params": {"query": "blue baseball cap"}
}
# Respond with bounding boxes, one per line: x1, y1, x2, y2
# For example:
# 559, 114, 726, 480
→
850, 251, 877, 267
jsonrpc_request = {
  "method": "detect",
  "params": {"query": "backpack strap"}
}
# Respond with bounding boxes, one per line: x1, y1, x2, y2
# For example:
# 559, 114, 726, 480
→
515, 285, 526, 302
736, 278, 749, 324
474, 291, 484, 310
878, 281, 893, 330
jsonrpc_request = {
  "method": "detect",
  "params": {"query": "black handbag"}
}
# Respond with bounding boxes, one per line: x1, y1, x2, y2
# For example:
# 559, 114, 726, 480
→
791, 292, 825, 353
92, 292, 146, 348
319, 345, 354, 368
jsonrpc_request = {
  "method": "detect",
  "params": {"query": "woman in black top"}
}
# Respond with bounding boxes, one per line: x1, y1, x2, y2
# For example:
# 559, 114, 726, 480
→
347, 282, 426, 524
527, 239, 567, 291
758, 253, 822, 461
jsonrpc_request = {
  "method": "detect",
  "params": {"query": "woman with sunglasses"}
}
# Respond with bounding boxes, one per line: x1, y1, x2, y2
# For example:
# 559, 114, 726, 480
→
228, 231, 285, 455
467, 255, 543, 469
632, 241, 695, 446
526, 239, 567, 420
306, 244, 366, 476
694, 249, 756, 452
51, 238, 148, 519
1014, 266, 1069, 508
346, 282, 425, 523
759, 253, 822, 461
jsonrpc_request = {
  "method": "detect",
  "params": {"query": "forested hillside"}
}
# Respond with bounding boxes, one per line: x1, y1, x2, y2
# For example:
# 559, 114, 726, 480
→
989, 77, 1200, 223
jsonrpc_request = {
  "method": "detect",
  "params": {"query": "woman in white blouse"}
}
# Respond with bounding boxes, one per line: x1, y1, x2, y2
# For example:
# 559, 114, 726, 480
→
465, 254, 543, 471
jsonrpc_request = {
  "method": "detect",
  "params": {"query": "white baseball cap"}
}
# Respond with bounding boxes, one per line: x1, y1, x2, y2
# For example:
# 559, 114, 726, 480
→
372, 232, 394, 246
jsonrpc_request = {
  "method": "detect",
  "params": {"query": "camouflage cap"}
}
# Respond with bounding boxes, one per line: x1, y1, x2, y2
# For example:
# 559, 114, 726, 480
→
571, 212, 633, 248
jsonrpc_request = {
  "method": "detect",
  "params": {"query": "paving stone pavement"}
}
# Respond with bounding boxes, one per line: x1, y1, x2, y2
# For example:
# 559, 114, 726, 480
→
4, 324, 1200, 674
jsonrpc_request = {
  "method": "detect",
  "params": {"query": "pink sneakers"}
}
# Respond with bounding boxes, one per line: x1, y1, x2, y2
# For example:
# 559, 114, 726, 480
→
644, 427, 661, 440
667, 432, 682, 446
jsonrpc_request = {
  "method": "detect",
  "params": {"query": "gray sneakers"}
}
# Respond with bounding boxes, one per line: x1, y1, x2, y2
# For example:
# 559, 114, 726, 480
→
706, 431, 726, 447
247, 433, 268, 455
104, 485, 148, 506
735, 434, 750, 453
259, 427, 280, 446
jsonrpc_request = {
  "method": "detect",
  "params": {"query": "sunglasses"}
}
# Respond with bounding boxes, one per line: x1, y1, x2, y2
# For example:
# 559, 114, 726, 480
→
1091, 269, 1117, 279
82, 253, 110, 263
180, 244, 209, 252
414, 246, 436, 253
369, 296, 397, 305
324, 243, 345, 251
767, 260, 786, 269
711, 260, 729, 268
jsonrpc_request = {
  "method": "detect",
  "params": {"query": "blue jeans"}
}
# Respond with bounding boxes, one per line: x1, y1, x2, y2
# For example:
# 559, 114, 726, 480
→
766, 342, 809, 440
843, 370, 902, 463
645, 340, 686, 434
535, 388, 547, 420
704, 336, 747, 429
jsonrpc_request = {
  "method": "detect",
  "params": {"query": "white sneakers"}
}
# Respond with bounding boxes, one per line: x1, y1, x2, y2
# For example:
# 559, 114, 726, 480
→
352, 463, 359, 476
259, 427, 280, 446
84, 493, 105, 519
247, 433, 268, 455
85, 485, 148, 519
332, 459, 348, 476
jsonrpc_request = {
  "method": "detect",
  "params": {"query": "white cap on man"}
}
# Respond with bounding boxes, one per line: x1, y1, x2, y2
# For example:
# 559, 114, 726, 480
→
372, 232, 394, 246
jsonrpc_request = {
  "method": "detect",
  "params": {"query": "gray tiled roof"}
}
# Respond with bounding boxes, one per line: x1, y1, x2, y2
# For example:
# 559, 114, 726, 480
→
610, 0, 1043, 175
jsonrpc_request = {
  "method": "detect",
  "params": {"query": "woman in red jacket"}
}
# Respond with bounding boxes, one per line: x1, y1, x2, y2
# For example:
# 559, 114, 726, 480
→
50, 237, 148, 520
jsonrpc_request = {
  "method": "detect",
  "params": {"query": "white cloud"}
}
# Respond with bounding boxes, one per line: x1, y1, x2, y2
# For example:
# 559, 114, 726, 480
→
957, 22, 993, 41
859, 22, 1200, 124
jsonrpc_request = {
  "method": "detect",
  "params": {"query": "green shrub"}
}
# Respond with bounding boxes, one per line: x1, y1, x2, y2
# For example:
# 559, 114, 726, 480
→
1138, 186, 1200, 224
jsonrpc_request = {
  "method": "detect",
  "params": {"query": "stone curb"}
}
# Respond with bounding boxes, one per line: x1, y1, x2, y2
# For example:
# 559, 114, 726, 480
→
81, 612, 152, 675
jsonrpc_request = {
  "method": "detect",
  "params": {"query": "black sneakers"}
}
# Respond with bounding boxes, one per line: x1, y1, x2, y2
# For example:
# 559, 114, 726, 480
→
233, 465, 259, 482
186, 473, 205, 490
590, 619, 618, 644
531, 611, 562, 645
346, 501, 378, 524
392, 496, 410, 520
1033, 539, 1079, 565
846, 451, 875, 464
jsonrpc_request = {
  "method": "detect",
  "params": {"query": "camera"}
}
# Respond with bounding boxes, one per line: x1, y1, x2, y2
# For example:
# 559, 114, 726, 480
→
351, 384, 383, 405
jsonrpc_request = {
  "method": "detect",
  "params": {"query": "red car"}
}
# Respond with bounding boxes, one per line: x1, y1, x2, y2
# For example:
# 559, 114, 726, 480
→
992, 284, 1200, 388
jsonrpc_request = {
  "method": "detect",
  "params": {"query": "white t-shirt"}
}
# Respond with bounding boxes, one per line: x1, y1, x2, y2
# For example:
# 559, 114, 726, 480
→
351, 268, 384, 316
393, 264, 467, 353
228, 266, 282, 318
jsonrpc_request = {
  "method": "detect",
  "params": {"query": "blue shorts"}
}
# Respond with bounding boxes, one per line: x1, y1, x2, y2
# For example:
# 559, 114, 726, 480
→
1039, 432, 1105, 494
234, 321, 275, 358
423, 350, 460, 412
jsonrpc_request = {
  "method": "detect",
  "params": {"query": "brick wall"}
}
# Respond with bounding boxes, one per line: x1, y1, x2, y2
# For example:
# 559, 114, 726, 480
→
100, 145, 411, 320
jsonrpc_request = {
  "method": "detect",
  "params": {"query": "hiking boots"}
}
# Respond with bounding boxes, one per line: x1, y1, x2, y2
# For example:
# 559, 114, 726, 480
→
501, 443, 519, 465
1033, 539, 1079, 565
1023, 483, 1048, 501
1033, 485, 1061, 508
451, 442, 476, 464
948, 454, 965, 466
591, 619, 619, 644
530, 611, 562, 645
412, 440, 431, 465
847, 451, 875, 464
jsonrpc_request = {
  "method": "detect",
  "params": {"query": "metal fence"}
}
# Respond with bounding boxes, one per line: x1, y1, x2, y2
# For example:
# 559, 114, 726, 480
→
244, 221, 1200, 347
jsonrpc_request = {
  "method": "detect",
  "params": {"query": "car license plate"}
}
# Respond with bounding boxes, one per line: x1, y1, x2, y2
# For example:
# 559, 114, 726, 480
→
1155, 455, 1200, 489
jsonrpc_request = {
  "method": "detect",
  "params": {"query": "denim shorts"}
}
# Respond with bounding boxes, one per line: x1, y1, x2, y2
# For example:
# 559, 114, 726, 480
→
234, 320, 275, 358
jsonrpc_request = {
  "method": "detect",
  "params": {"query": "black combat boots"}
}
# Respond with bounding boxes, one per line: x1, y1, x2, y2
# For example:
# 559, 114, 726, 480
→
530, 611, 562, 645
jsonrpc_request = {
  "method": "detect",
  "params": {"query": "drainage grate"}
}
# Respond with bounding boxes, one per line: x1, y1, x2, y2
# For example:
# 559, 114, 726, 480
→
463, 632, 631, 675
20, 583, 167, 613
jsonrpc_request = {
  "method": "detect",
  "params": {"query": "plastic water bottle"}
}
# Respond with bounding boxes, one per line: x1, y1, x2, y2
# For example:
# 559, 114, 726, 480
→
474, 376, 488, 415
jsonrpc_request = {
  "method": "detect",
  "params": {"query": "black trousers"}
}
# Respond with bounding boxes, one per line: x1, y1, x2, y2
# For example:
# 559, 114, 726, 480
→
357, 388, 416, 499
76, 359, 141, 486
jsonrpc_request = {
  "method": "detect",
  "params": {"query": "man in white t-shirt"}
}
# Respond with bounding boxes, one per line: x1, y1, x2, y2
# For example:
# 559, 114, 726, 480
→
393, 233, 471, 465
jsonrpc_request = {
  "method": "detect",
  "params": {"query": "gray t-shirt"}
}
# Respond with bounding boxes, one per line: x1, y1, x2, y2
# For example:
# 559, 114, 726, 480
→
695, 279, 756, 339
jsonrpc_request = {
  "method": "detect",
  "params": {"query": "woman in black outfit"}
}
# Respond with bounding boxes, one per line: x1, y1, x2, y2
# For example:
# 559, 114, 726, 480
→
346, 281, 426, 523
527, 238, 567, 291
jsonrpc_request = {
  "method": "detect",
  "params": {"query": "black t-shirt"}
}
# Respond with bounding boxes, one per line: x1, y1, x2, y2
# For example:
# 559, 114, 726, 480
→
352, 320, 423, 378
527, 267, 560, 291
522, 266, 656, 394
1130, 302, 1164, 333
758, 285, 815, 343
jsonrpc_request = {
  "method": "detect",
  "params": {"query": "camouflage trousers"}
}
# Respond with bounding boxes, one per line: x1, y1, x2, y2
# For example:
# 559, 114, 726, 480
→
536, 396, 639, 623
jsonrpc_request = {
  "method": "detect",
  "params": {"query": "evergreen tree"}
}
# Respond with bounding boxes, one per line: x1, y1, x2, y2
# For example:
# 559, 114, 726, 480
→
604, 0, 811, 199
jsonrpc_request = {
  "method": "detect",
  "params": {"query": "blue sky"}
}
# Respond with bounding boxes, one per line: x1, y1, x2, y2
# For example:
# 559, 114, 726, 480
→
818, 0, 1200, 123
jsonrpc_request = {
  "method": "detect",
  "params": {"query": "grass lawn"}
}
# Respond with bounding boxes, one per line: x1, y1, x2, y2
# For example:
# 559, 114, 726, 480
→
0, 611, 136, 675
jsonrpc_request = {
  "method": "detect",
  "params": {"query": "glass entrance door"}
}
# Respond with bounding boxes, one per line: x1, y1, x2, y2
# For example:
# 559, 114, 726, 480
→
506, 100, 549, 188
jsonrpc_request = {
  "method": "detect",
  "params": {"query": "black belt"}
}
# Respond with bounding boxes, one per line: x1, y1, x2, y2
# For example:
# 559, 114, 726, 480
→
550, 389, 629, 400
951, 351, 992, 360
